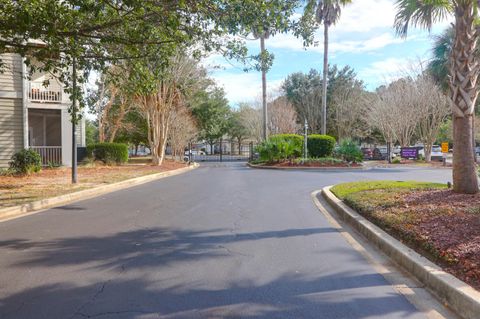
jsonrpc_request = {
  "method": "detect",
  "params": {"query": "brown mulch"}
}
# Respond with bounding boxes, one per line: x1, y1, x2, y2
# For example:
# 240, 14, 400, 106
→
0, 160, 187, 208
402, 190, 480, 288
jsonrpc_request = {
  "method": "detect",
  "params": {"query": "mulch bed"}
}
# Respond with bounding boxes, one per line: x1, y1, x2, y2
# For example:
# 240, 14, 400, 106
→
0, 160, 187, 208
348, 189, 480, 290
403, 190, 480, 289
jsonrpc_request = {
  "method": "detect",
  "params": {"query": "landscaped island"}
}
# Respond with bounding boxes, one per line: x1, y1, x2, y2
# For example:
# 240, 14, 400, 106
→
331, 181, 480, 291
252, 134, 363, 167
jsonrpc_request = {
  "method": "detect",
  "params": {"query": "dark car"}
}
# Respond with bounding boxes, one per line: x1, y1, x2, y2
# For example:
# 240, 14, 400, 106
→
372, 147, 386, 160
361, 148, 374, 160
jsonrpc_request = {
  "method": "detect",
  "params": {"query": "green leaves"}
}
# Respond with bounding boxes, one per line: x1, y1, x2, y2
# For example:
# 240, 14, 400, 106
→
394, 0, 452, 37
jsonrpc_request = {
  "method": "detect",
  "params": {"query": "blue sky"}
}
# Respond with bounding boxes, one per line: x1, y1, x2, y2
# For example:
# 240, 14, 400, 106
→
203, 0, 452, 106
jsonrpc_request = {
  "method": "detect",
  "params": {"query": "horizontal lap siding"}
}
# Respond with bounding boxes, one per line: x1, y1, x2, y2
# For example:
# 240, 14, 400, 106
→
0, 54, 23, 92
0, 54, 24, 167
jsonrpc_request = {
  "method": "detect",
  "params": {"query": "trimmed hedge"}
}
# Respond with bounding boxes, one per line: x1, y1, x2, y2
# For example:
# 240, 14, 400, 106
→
9, 149, 42, 175
87, 142, 129, 164
307, 134, 336, 158
269, 134, 304, 157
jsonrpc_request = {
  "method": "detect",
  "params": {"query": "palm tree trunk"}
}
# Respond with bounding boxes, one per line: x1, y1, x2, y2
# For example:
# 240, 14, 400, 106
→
450, 3, 479, 194
322, 23, 329, 135
260, 35, 268, 141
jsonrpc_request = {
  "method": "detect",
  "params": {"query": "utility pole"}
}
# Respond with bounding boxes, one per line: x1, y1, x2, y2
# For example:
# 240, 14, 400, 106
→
71, 53, 78, 184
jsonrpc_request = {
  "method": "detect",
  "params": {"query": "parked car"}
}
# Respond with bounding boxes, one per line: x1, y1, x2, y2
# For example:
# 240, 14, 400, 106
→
476, 146, 480, 156
184, 150, 206, 156
372, 148, 386, 160
361, 148, 374, 160
430, 145, 443, 161
371, 146, 398, 161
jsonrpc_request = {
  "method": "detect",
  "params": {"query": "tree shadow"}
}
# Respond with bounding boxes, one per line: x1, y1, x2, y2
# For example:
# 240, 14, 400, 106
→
0, 272, 422, 319
3, 227, 337, 270
0, 227, 423, 318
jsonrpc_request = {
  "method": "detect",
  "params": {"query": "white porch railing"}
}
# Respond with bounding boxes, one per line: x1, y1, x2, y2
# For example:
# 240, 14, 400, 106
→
28, 82, 62, 103
30, 146, 62, 166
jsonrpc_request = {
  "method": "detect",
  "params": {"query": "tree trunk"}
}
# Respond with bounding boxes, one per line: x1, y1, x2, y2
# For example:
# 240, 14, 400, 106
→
450, 3, 479, 193
260, 35, 268, 141
424, 143, 432, 162
322, 23, 329, 135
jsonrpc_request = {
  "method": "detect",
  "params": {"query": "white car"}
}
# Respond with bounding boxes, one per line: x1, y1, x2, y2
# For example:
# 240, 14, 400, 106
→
430, 146, 443, 161
184, 150, 206, 156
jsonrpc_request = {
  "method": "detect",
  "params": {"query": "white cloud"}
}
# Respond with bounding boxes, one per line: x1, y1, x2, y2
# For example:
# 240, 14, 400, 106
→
267, 31, 407, 54
359, 57, 411, 85
201, 53, 237, 71
212, 72, 283, 104
333, 0, 396, 33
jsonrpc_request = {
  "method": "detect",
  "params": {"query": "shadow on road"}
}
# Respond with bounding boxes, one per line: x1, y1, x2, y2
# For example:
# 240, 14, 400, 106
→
0, 226, 419, 318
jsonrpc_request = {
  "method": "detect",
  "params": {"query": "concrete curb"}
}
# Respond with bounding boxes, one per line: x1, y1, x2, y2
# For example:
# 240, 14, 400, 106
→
0, 163, 199, 223
321, 186, 480, 319
246, 162, 366, 171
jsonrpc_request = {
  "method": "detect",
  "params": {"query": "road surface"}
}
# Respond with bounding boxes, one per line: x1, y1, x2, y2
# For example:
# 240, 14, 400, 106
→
0, 163, 453, 318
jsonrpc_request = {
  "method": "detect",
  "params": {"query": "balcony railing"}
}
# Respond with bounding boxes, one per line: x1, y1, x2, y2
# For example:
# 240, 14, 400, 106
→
28, 82, 62, 103
30, 146, 62, 166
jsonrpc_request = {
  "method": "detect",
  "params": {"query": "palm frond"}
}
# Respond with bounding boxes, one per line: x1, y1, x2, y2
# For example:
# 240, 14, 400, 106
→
315, 0, 352, 26
394, 0, 452, 37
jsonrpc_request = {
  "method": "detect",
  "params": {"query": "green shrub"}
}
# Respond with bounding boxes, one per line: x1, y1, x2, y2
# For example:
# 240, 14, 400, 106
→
9, 149, 42, 175
392, 157, 401, 164
294, 157, 343, 165
336, 139, 363, 163
255, 139, 298, 163
307, 134, 336, 157
269, 134, 304, 157
87, 143, 129, 164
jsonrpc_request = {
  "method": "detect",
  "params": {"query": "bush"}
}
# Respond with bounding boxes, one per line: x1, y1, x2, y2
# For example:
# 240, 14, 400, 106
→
255, 139, 298, 163
307, 134, 336, 157
392, 157, 401, 164
269, 134, 304, 157
87, 143, 129, 164
9, 149, 42, 175
336, 139, 363, 163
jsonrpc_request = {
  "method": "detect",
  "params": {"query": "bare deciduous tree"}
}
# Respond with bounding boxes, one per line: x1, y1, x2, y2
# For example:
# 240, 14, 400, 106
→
168, 106, 197, 160
135, 54, 206, 166
416, 76, 450, 161
268, 96, 298, 135
238, 102, 263, 143
331, 83, 370, 141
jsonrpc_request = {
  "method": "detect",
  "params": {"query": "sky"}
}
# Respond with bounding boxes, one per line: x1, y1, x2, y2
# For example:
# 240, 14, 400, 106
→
202, 0, 452, 107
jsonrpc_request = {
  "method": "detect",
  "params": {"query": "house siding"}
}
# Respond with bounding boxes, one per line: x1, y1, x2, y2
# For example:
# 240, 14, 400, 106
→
0, 99, 24, 167
0, 54, 24, 168
0, 54, 23, 93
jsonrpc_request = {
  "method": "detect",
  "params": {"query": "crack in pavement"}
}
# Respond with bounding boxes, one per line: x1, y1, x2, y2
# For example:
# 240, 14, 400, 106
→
217, 244, 254, 258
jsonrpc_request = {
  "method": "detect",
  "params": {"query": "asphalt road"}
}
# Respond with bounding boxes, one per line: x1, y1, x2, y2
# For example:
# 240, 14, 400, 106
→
0, 163, 453, 319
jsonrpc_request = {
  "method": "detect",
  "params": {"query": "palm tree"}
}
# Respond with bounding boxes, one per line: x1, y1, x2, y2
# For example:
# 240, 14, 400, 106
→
253, 29, 270, 141
428, 27, 454, 91
306, 0, 352, 135
395, 0, 479, 194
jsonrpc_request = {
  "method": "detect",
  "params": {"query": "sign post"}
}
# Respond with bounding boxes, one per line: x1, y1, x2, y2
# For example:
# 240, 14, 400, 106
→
441, 142, 449, 167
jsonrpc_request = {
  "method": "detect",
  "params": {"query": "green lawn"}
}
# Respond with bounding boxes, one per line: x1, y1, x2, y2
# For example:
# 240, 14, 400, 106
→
330, 180, 447, 199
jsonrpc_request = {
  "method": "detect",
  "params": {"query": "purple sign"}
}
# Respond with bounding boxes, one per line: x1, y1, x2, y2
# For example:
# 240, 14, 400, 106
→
401, 147, 418, 159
